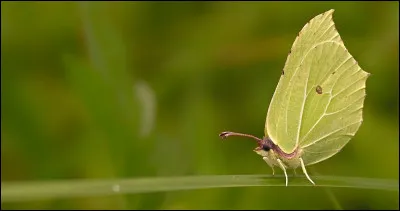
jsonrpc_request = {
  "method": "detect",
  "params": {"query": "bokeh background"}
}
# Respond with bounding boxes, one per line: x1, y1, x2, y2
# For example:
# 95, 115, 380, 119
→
1, 1, 398, 210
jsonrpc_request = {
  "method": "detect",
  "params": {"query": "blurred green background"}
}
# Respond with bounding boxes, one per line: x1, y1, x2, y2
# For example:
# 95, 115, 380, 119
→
1, 1, 398, 210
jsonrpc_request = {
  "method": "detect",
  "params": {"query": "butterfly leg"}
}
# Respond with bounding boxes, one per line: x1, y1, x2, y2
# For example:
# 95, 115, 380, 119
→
293, 168, 297, 176
300, 157, 315, 185
262, 157, 275, 176
276, 159, 288, 187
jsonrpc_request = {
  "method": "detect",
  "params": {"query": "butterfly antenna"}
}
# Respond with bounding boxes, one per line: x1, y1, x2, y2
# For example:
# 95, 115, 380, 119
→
219, 131, 263, 142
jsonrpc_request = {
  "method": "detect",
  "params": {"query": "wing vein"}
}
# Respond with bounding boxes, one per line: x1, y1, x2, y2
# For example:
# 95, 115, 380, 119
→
302, 121, 361, 148
316, 22, 334, 42
296, 62, 310, 145
332, 74, 367, 99
325, 94, 365, 116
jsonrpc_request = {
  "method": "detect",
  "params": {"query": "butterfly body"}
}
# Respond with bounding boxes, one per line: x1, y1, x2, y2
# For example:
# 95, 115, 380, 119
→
254, 140, 302, 170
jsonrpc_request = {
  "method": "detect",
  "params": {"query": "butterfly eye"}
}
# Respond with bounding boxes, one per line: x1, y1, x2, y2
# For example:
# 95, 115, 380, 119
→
262, 144, 271, 151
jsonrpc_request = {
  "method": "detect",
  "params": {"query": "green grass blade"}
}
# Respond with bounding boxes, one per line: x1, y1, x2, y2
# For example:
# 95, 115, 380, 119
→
1, 175, 398, 203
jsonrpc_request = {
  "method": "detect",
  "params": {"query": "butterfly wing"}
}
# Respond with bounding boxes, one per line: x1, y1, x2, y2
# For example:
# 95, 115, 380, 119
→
265, 9, 370, 163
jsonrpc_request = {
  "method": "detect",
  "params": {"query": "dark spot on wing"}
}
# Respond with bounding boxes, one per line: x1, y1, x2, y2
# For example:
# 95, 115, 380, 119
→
282, 70, 284, 75
316, 85, 322, 94
332, 71, 336, 75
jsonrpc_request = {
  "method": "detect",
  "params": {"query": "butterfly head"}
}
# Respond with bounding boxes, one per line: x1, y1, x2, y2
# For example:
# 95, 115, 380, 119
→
253, 138, 273, 157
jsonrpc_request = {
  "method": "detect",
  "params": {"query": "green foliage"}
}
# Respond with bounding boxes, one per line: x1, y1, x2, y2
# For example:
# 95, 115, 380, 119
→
2, 175, 398, 203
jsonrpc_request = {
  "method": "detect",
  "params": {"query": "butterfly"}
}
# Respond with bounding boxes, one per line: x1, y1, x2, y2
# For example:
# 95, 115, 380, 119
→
220, 9, 370, 186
